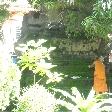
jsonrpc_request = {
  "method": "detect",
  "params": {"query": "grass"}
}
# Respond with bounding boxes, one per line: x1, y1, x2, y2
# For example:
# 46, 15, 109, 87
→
18, 54, 112, 112
20, 52, 112, 102
21, 56, 93, 97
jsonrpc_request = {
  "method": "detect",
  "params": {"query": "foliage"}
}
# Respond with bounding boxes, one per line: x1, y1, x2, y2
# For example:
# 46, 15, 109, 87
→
82, 0, 112, 39
28, 0, 75, 8
51, 0, 97, 39
13, 83, 58, 112
53, 87, 112, 112
16, 39, 55, 74
62, 0, 97, 39
28, 0, 96, 9
0, 4, 9, 25
28, 0, 57, 9
0, 44, 22, 111
46, 0, 97, 39
45, 71, 63, 84
28, 0, 98, 39
16, 39, 63, 84
63, 10, 84, 38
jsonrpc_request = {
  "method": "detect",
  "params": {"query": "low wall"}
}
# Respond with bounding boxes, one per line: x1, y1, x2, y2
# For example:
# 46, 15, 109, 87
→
48, 38, 101, 58
16, 36, 102, 58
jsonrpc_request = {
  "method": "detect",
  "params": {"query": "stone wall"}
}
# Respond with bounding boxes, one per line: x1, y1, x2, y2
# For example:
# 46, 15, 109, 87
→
48, 38, 101, 58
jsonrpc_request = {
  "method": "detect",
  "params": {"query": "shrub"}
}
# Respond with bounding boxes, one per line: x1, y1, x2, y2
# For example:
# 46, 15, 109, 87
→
13, 83, 58, 112
16, 39, 63, 84
0, 48, 22, 111
53, 87, 112, 112
16, 39, 56, 75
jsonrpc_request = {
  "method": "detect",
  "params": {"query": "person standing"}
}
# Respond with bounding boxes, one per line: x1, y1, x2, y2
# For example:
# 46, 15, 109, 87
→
88, 56, 108, 94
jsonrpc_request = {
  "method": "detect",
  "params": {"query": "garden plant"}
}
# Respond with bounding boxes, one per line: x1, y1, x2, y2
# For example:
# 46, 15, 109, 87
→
0, 0, 112, 112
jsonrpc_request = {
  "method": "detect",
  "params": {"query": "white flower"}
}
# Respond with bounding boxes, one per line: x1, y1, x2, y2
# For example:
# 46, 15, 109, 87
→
14, 84, 57, 112
46, 72, 63, 84
0, 51, 22, 111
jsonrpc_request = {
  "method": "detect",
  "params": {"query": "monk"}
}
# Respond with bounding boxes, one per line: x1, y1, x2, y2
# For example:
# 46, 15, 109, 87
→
89, 56, 108, 94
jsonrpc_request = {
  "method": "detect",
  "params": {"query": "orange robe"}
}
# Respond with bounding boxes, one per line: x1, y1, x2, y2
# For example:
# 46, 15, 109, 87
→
93, 59, 108, 93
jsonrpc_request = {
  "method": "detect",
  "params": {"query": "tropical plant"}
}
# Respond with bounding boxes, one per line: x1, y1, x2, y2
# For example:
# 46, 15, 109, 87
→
16, 39, 56, 74
16, 39, 63, 84
82, 0, 112, 39
62, 0, 96, 39
13, 83, 58, 112
0, 45, 22, 111
53, 87, 112, 112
